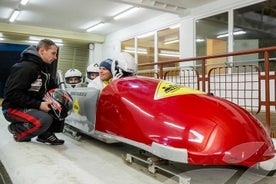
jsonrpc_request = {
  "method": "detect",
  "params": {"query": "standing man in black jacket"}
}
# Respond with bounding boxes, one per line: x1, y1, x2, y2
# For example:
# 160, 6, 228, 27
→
2, 39, 64, 145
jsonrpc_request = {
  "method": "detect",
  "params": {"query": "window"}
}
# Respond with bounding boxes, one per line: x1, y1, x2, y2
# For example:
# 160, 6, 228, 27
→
196, 12, 228, 73
157, 26, 180, 67
121, 26, 180, 73
196, 0, 276, 71
234, 0, 276, 71
121, 38, 135, 58
137, 33, 155, 71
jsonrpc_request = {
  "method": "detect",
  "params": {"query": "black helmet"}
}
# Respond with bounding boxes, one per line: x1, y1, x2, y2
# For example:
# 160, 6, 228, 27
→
44, 88, 73, 121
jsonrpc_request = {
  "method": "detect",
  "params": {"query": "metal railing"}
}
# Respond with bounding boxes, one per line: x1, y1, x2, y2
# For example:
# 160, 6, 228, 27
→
138, 46, 276, 136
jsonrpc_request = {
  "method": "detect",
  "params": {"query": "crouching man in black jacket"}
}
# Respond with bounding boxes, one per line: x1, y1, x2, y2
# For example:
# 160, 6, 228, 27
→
2, 39, 65, 145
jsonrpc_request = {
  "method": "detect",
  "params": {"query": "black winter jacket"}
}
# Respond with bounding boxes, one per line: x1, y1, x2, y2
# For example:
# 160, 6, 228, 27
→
2, 45, 57, 110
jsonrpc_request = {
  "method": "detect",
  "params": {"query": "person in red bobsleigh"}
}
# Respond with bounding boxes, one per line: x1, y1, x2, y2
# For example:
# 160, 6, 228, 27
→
87, 59, 113, 90
111, 52, 137, 80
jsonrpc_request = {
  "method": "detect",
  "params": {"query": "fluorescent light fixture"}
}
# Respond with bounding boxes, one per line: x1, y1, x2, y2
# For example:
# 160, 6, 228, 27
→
196, 38, 205, 42
20, 0, 29, 5
233, 30, 246, 35
113, 7, 139, 20
137, 31, 155, 38
123, 46, 147, 54
169, 24, 180, 29
124, 49, 147, 55
164, 39, 179, 45
28, 40, 63, 46
55, 43, 64, 46
217, 30, 246, 38
29, 36, 63, 43
86, 22, 104, 32
217, 33, 228, 38
159, 50, 179, 58
29, 36, 63, 46
0, 32, 4, 41
9, 10, 20, 22
28, 40, 39, 44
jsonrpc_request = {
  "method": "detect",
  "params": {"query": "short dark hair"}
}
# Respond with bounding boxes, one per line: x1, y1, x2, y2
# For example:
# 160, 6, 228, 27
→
37, 39, 57, 51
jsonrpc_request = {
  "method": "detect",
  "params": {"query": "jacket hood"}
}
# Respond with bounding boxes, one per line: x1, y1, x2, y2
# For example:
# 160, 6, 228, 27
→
21, 45, 40, 58
20, 45, 47, 67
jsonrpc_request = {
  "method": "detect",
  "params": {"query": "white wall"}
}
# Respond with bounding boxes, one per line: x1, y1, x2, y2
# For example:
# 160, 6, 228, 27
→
103, 0, 265, 59
88, 43, 104, 65
179, 17, 195, 66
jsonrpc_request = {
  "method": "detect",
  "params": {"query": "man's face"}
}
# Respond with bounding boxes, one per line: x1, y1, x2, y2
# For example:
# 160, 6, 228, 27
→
40, 45, 58, 64
99, 67, 112, 81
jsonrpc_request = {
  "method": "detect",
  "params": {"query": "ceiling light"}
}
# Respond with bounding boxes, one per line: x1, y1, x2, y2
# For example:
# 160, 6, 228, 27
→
233, 30, 246, 35
159, 50, 179, 57
9, 10, 20, 22
20, 0, 29, 5
196, 38, 205, 42
217, 31, 246, 38
86, 22, 104, 32
29, 36, 63, 43
169, 24, 180, 29
113, 7, 139, 20
217, 33, 228, 38
0, 32, 3, 41
28, 40, 39, 44
28, 40, 63, 46
29, 36, 63, 46
137, 31, 155, 38
123, 46, 147, 54
164, 39, 179, 45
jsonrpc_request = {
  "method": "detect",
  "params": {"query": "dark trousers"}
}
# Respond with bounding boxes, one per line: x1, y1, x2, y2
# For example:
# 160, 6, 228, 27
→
3, 108, 64, 140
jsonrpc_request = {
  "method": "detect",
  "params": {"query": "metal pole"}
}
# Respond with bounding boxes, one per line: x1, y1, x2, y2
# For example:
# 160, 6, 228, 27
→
56, 70, 66, 90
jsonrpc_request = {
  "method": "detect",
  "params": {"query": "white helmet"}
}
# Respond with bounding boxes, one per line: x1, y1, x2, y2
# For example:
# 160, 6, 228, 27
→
64, 69, 83, 88
111, 52, 137, 80
86, 63, 99, 83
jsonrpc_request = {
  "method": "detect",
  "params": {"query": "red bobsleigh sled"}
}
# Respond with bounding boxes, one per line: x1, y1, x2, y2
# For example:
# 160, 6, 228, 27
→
65, 76, 275, 167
